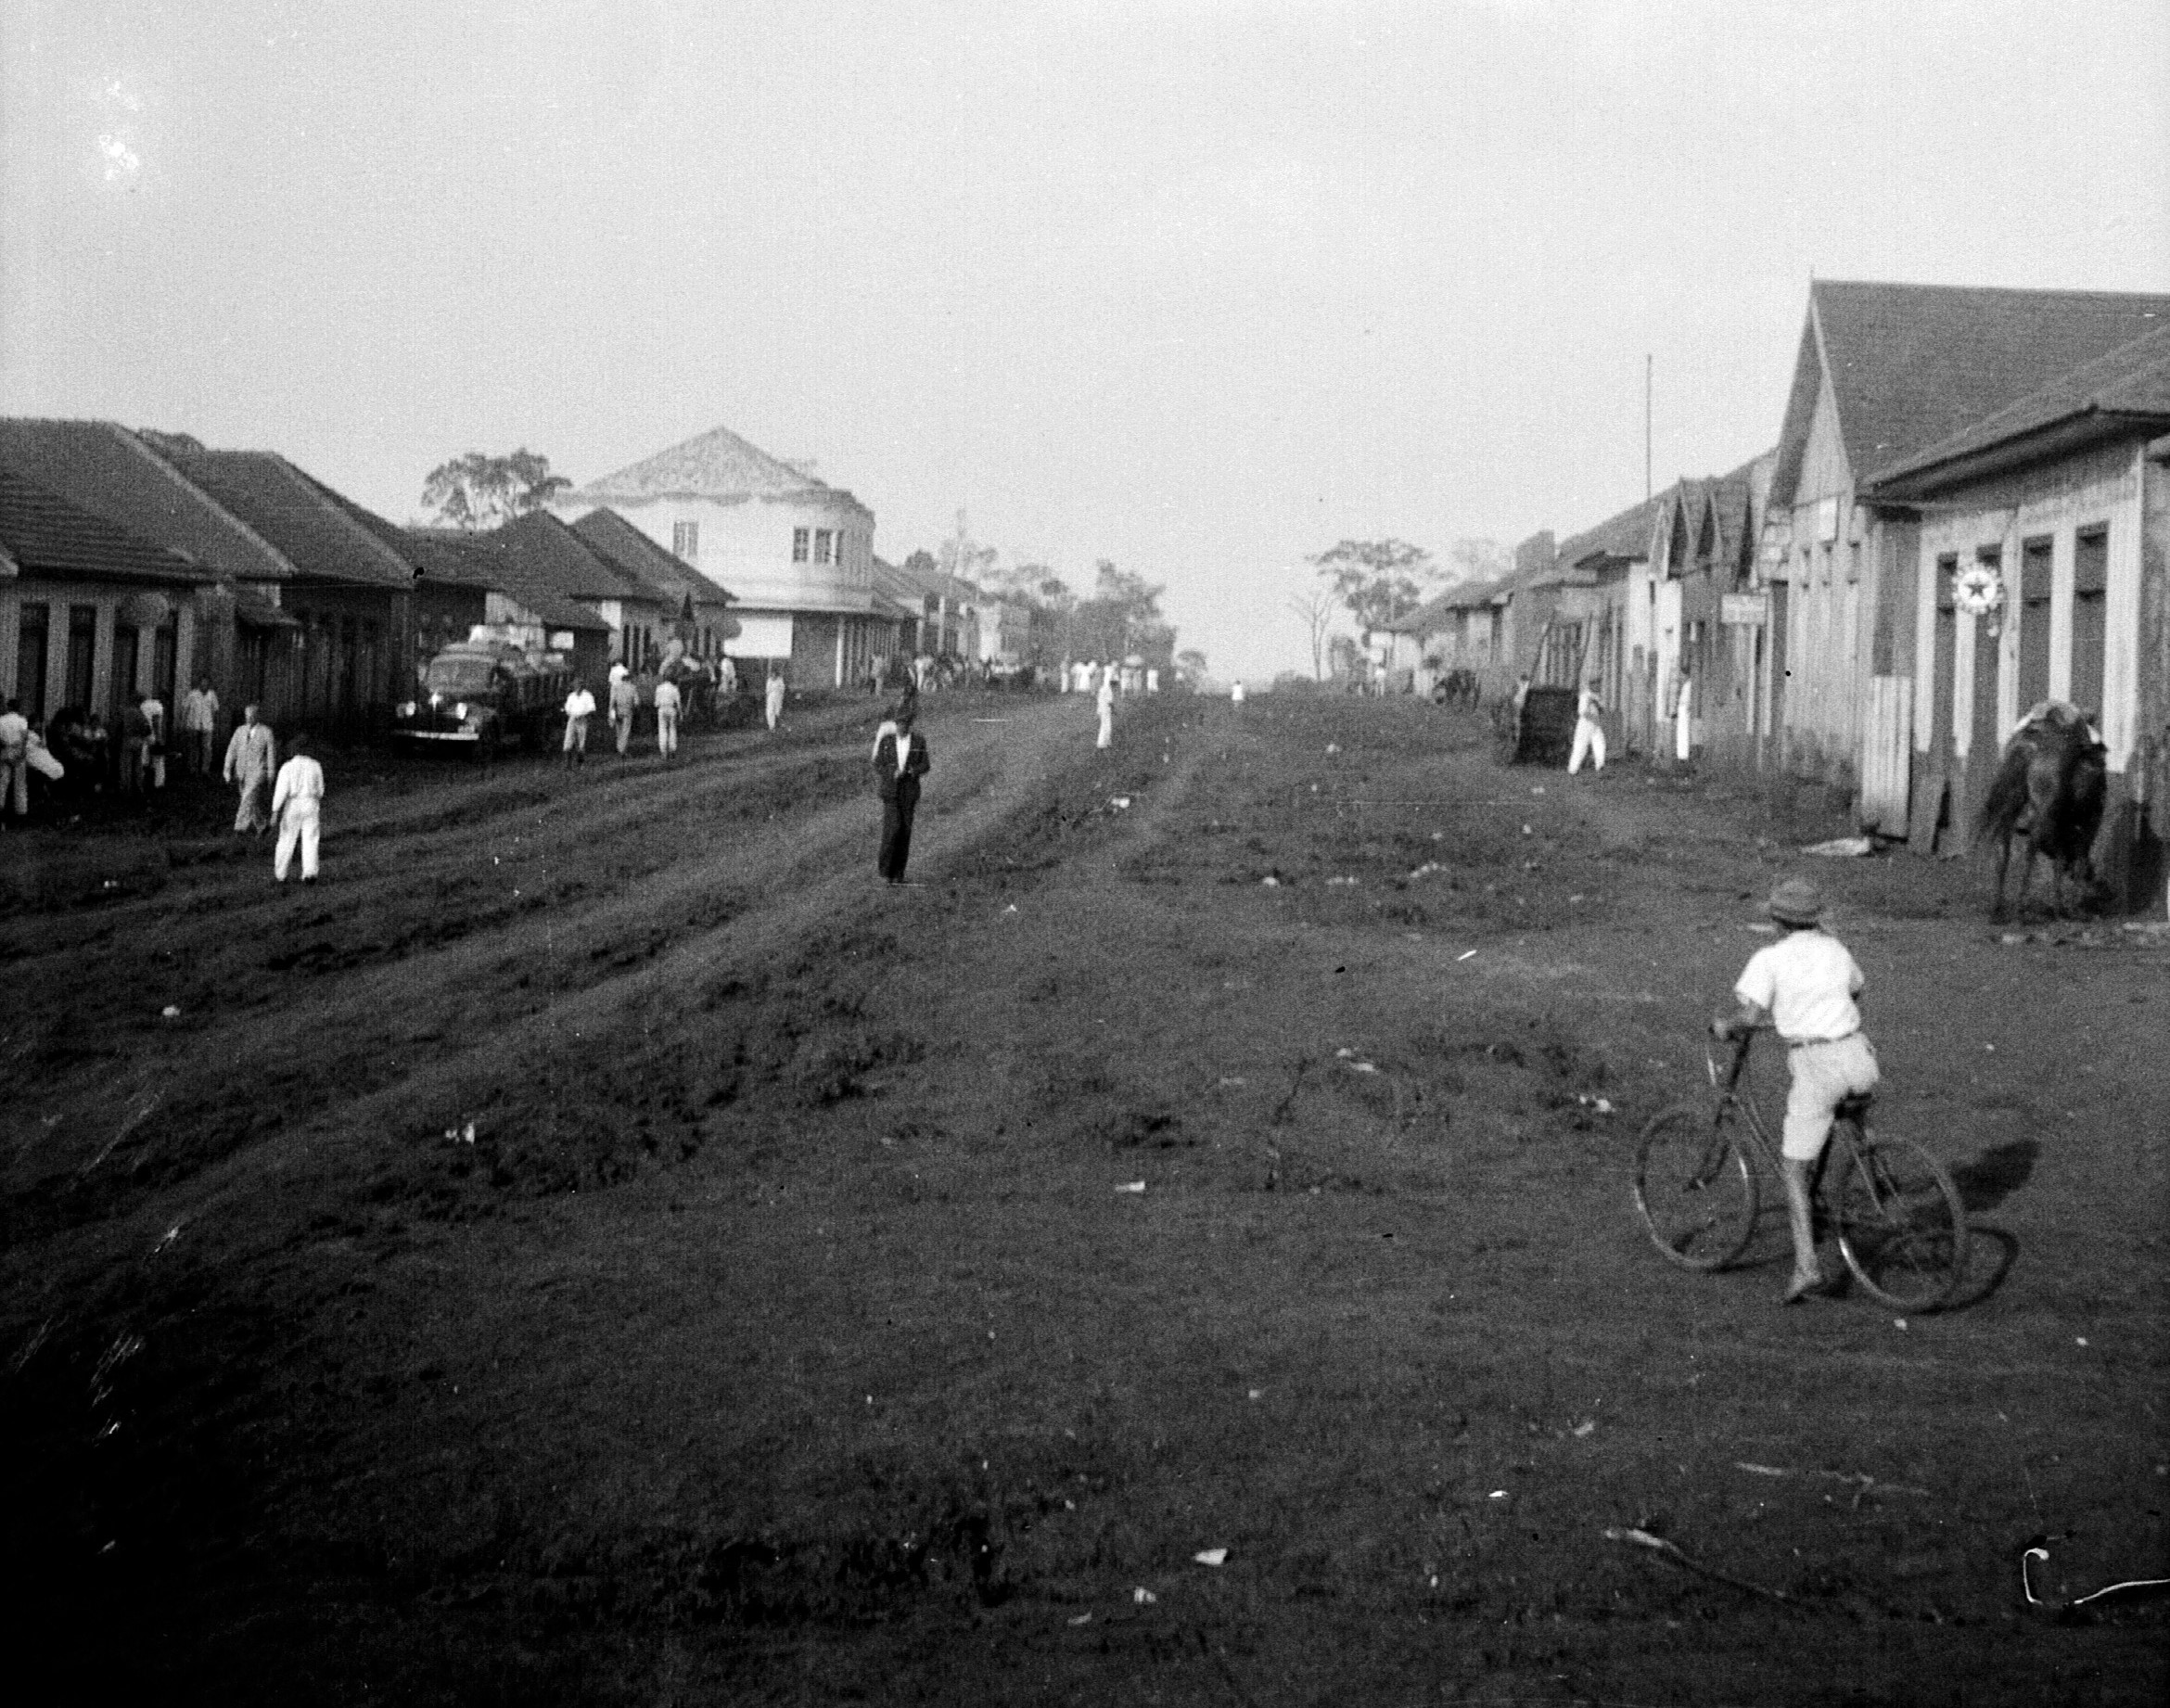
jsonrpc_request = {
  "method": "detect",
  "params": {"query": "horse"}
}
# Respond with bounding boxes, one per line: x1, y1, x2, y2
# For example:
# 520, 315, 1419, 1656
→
1975, 703, 2107, 921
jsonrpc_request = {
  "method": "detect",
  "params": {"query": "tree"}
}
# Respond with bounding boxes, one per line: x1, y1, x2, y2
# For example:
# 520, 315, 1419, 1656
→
419, 449, 570, 530
1286, 587, 1338, 682
1175, 648, 1209, 687
1449, 537, 1513, 582
1309, 538, 1440, 635
1072, 560, 1172, 667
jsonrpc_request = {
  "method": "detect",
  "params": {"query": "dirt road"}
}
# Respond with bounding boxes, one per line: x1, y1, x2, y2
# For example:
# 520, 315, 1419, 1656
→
4, 692, 2164, 1704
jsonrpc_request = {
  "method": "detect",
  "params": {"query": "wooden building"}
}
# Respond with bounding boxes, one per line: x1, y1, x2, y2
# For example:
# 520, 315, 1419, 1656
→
1866, 324, 2170, 911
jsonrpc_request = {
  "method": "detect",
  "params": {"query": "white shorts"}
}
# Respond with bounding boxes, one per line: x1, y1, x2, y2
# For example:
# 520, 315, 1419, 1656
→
1781, 1034, 1880, 1161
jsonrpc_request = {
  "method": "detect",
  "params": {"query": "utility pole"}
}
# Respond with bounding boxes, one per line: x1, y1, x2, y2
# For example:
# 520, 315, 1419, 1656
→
1645, 353, 1653, 502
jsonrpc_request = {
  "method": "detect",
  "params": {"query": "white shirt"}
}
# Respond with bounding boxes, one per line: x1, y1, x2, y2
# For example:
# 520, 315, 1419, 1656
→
1230, 682, 1245, 703
653, 681, 681, 713
1097, 680, 1115, 711
0, 710, 27, 757
183, 688, 218, 732
564, 688, 596, 720
1734, 930, 1864, 1044
271, 754, 325, 816
1577, 688, 1602, 722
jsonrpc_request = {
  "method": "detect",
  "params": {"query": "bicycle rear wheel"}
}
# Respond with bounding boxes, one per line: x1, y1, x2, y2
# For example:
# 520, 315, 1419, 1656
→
1633, 1101, 1759, 1271
1834, 1134, 1970, 1312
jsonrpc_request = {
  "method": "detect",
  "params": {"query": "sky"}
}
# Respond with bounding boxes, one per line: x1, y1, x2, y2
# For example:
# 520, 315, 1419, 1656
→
4, 1, 2167, 683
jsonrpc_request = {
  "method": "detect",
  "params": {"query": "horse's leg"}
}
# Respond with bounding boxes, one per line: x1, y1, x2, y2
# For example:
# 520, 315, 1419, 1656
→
1990, 831, 2013, 922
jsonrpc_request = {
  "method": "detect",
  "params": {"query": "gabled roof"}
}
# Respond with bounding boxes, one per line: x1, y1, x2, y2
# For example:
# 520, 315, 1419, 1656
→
494, 511, 666, 605
0, 418, 296, 583
1770, 281, 2170, 506
1866, 324, 2170, 496
404, 528, 611, 633
564, 425, 854, 506
569, 507, 734, 606
0, 463, 217, 585
156, 448, 415, 589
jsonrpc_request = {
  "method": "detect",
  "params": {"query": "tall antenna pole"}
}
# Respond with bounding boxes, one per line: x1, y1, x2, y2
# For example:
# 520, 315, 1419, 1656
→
1644, 353, 1653, 502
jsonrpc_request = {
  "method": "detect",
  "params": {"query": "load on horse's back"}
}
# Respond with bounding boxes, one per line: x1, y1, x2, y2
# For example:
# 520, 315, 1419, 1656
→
1975, 701, 2107, 920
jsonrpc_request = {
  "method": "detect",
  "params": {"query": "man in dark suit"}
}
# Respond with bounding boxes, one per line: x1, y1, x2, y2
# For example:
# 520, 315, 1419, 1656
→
872, 697, 932, 884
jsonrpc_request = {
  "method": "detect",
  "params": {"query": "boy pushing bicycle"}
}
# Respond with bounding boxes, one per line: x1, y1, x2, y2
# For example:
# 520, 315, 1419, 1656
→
1712, 877, 1880, 1304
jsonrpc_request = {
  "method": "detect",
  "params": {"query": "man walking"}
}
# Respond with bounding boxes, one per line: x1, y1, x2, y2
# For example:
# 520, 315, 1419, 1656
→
653, 675, 682, 759
223, 703, 276, 834
140, 688, 168, 790
182, 677, 219, 776
1096, 669, 1115, 749
1567, 677, 1606, 774
765, 669, 786, 732
271, 733, 326, 884
609, 666, 639, 758
872, 696, 931, 884
0, 697, 29, 823
562, 680, 596, 768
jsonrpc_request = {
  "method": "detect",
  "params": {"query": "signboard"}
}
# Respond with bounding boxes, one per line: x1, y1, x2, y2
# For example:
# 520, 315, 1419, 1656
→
1720, 593, 1767, 627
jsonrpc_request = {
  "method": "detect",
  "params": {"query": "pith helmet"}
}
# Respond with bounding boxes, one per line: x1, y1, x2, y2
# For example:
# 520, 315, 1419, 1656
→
1767, 876, 1824, 926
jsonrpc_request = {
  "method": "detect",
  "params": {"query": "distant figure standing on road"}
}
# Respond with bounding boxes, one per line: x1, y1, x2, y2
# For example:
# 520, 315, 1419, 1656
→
0, 697, 29, 822
653, 676, 682, 759
182, 678, 219, 776
1673, 669, 1694, 764
562, 680, 596, 768
872, 696, 931, 884
271, 733, 326, 885
609, 668, 639, 757
1230, 680, 1245, 707
1568, 678, 1606, 774
140, 689, 168, 789
765, 669, 786, 732
1096, 671, 1115, 749
223, 703, 276, 835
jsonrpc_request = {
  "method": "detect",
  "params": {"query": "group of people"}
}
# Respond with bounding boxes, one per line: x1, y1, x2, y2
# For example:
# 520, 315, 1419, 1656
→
555, 661, 789, 769
0, 676, 236, 823
219, 703, 324, 882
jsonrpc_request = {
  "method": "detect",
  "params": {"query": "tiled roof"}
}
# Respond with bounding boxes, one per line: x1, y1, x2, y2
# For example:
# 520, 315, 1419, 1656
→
1772, 281, 2170, 505
0, 463, 216, 584
565, 425, 844, 503
405, 529, 610, 633
1867, 324, 2170, 492
158, 448, 415, 589
493, 512, 664, 605
569, 507, 734, 606
0, 418, 296, 583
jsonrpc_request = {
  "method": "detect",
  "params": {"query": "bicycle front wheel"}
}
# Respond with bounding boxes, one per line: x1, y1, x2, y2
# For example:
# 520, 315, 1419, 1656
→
1834, 1135, 1970, 1312
1633, 1101, 1759, 1272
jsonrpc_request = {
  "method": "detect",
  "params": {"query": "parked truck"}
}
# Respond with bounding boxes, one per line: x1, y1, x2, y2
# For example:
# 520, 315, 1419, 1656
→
392, 633, 572, 756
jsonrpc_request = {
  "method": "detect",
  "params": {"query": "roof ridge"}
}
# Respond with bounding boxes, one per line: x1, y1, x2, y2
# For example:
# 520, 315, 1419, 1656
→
110, 424, 304, 580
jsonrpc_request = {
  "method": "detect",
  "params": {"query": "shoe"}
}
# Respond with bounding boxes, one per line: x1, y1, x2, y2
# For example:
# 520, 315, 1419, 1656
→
1781, 1271, 1828, 1306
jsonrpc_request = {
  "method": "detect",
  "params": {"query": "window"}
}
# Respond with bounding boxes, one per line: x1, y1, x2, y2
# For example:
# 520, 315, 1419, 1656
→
2017, 538, 2053, 709
792, 528, 811, 563
672, 521, 699, 560
814, 529, 834, 565
16, 603, 48, 717
2072, 527, 2108, 714
67, 605, 97, 712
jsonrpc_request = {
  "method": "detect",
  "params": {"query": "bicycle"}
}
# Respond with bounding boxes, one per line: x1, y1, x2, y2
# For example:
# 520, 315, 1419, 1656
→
1632, 1027, 1971, 1311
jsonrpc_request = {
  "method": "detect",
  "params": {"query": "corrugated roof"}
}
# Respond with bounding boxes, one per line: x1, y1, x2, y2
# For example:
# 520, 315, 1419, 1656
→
405, 528, 610, 633
569, 507, 734, 606
565, 424, 849, 504
0, 463, 218, 585
159, 448, 415, 589
1868, 324, 2170, 491
1772, 281, 2170, 505
0, 418, 297, 583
